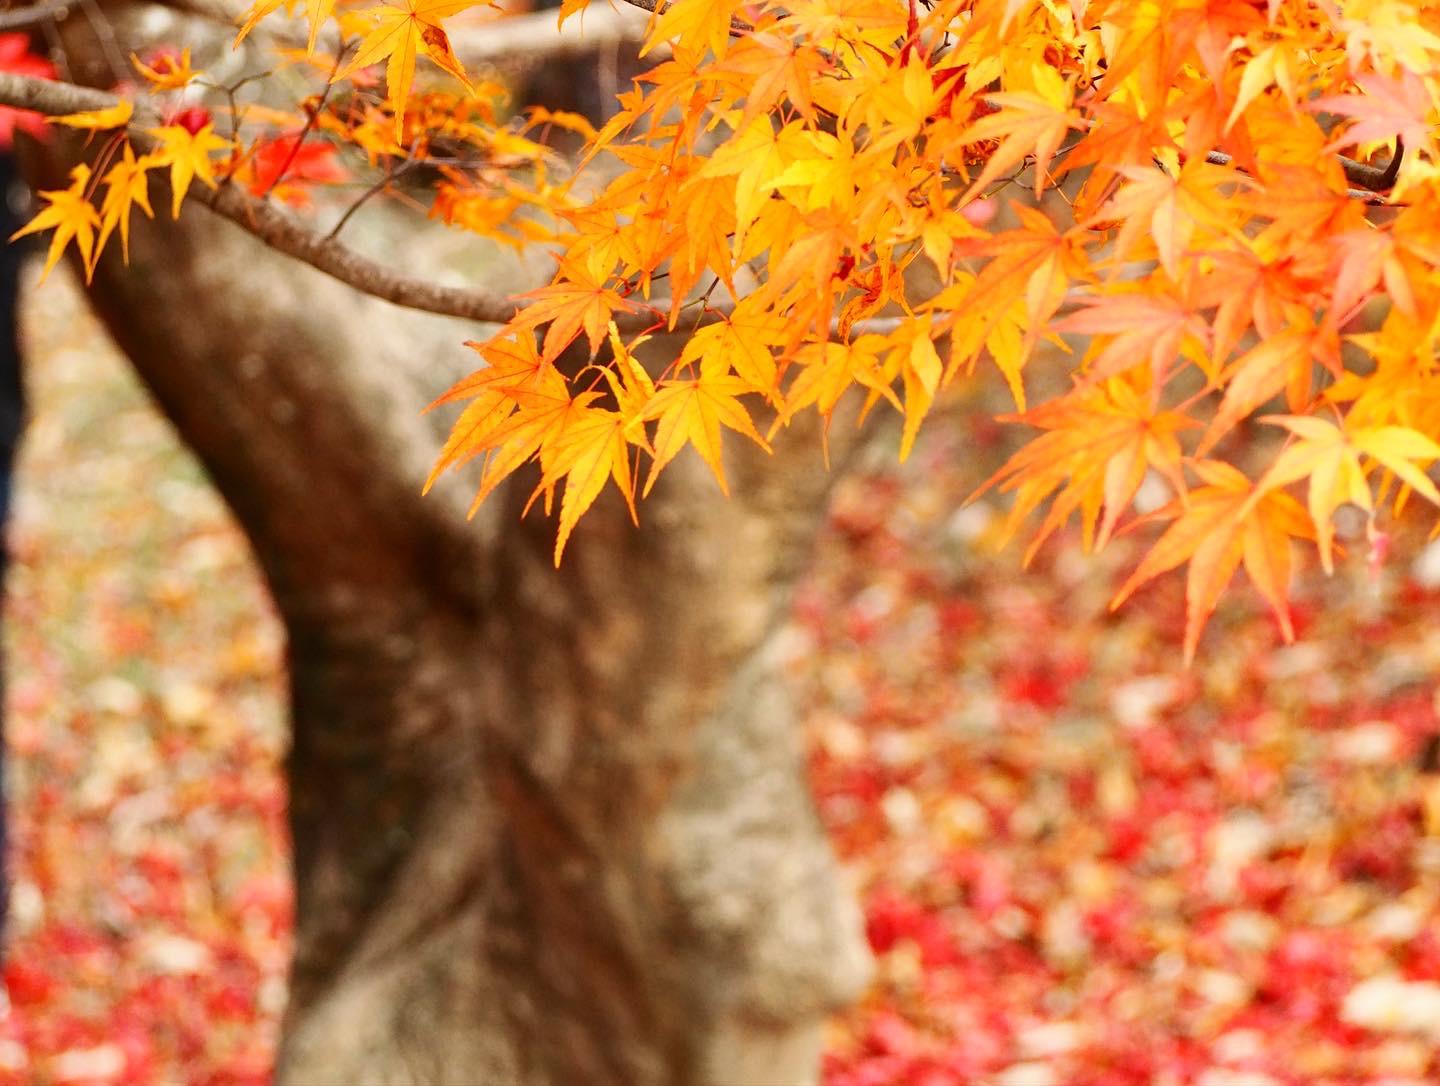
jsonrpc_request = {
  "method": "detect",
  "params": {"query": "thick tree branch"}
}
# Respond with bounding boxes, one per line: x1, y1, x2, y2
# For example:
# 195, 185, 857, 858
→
0, 70, 531, 323
1204, 147, 1396, 197
0, 0, 72, 29
162, 0, 655, 67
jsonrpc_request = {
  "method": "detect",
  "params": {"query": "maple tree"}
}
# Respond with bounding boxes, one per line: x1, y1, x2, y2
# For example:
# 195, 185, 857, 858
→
1, 0, 1435, 660
1, 0, 1439, 1079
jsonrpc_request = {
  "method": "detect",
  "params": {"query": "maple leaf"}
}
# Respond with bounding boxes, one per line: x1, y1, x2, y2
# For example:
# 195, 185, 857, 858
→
1311, 69, 1437, 159
643, 375, 769, 496
889, 321, 943, 461
1057, 289, 1209, 390
535, 408, 637, 563
1197, 326, 1321, 455
462, 375, 591, 512
11, 164, 101, 283
53, 101, 133, 130
696, 115, 800, 248
239, 132, 349, 206
236, 0, 336, 52
424, 335, 550, 489
510, 258, 639, 363
720, 32, 831, 124
782, 336, 901, 432
956, 63, 1082, 201
146, 123, 233, 218
674, 299, 787, 397
1224, 43, 1300, 133
97, 143, 156, 262
1113, 460, 1313, 663
977, 379, 1196, 559
332, 0, 476, 117
1250, 416, 1440, 572
933, 206, 1084, 385
1097, 162, 1240, 282
645, 0, 739, 60
132, 47, 201, 90
1329, 228, 1412, 323
601, 321, 658, 432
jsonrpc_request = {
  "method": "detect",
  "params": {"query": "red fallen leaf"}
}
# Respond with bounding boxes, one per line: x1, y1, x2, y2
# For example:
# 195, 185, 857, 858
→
1106, 814, 1148, 862
1237, 861, 1291, 910
861, 1011, 919, 1057
3, 959, 56, 1006
1401, 928, 1440, 981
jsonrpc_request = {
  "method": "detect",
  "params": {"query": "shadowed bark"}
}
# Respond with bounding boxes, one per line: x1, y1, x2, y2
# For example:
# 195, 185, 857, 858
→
25, 11, 877, 1078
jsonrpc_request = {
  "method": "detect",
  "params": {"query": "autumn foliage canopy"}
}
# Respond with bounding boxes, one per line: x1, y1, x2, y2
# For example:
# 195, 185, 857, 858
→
8, 0, 1440, 657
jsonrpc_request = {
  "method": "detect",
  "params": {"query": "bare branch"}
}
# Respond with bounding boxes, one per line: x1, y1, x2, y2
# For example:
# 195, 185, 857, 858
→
0, 0, 71, 30
160, 0, 655, 67
449, 5, 655, 64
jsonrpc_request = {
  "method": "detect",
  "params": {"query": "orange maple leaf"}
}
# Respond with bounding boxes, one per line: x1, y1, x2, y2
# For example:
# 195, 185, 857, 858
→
511, 259, 640, 362
332, 0, 476, 117
1112, 460, 1313, 663
643, 375, 769, 496
977, 379, 1196, 558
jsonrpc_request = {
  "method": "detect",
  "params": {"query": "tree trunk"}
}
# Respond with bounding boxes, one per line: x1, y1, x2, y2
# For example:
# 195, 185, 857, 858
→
27, 33, 873, 1078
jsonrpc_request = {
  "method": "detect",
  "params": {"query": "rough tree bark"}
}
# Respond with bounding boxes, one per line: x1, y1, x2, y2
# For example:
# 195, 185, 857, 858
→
28, 13, 876, 1082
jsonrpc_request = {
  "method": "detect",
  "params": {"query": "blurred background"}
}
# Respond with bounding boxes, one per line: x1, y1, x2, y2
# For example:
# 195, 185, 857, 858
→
0, 260, 1439, 1086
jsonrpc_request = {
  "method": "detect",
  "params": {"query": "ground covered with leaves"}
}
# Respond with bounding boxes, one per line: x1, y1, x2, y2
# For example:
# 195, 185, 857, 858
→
4, 271, 1440, 1085
800, 426, 1440, 1085
0, 273, 289, 1085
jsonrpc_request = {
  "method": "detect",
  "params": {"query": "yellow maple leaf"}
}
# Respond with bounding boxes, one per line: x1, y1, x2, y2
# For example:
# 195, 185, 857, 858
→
147, 123, 233, 218
11, 164, 102, 283
97, 143, 156, 262
675, 300, 786, 397
976, 379, 1195, 560
535, 407, 637, 562
467, 378, 590, 512
893, 323, 943, 462
957, 63, 1082, 201
1250, 416, 1440, 573
235, 0, 338, 52
696, 115, 799, 249
645, 0, 740, 60
332, 0, 477, 117
643, 375, 769, 496
601, 322, 657, 428
511, 258, 639, 362
132, 47, 201, 90
53, 101, 133, 130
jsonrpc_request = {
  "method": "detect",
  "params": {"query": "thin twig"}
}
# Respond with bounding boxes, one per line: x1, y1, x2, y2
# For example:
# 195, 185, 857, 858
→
327, 156, 406, 241
1377, 136, 1404, 190
264, 37, 349, 198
